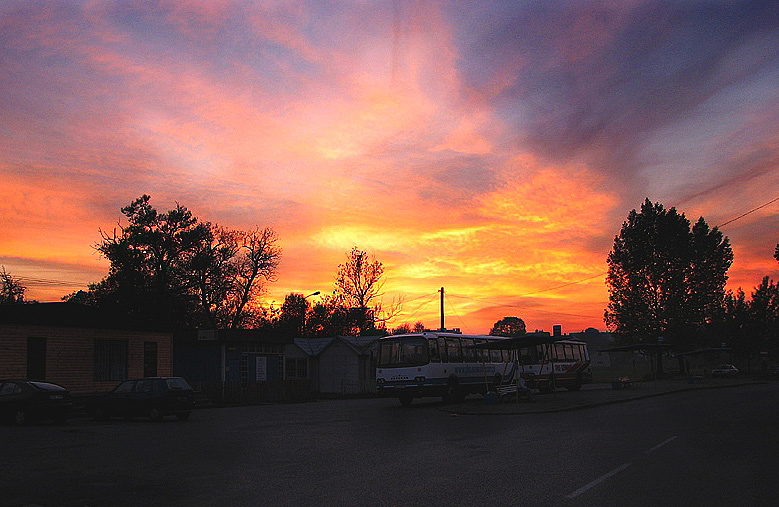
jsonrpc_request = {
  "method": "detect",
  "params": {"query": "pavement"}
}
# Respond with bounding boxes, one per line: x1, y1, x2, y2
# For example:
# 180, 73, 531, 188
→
438, 377, 768, 415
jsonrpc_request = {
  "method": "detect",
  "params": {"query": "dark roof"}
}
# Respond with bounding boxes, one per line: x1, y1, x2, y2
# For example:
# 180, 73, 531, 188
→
0, 302, 165, 332
597, 343, 672, 353
175, 328, 293, 344
468, 332, 564, 350
674, 347, 732, 356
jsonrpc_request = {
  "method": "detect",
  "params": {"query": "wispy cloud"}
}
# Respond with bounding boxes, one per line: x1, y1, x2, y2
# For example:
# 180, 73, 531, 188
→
1, 0, 777, 332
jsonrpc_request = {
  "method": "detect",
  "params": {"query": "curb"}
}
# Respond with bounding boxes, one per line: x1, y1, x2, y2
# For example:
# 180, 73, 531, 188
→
439, 381, 766, 416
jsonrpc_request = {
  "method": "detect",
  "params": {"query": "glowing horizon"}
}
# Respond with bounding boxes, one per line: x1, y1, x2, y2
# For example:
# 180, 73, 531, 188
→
2, 1, 778, 334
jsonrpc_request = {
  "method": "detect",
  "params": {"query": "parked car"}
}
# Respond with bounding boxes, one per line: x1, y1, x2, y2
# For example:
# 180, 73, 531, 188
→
0, 379, 73, 425
87, 377, 195, 422
711, 364, 739, 378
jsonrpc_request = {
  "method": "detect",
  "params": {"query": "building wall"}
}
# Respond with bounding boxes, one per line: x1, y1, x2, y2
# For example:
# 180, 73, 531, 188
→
318, 341, 366, 394
0, 324, 171, 394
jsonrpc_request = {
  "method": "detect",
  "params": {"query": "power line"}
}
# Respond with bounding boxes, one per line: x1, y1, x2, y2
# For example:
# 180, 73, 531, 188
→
715, 196, 779, 228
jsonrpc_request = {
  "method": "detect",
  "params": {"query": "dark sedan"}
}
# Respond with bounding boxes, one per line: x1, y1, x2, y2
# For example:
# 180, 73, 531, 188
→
87, 377, 195, 422
0, 380, 73, 425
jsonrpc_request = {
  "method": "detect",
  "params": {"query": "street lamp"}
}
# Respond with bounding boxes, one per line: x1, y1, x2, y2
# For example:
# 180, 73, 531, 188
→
305, 291, 320, 298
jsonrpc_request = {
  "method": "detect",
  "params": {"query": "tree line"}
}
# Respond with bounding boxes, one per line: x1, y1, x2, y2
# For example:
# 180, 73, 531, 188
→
1, 195, 398, 335
605, 198, 779, 370
3, 196, 778, 360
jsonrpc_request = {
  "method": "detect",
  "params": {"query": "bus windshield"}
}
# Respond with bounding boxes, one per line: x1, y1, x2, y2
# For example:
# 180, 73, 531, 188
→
377, 337, 429, 367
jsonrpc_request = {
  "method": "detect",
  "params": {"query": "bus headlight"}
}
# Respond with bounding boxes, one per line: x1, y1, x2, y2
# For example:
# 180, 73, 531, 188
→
414, 376, 425, 382
376, 378, 384, 384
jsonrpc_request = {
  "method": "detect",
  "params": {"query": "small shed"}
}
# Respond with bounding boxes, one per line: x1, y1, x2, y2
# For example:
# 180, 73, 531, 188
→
289, 336, 379, 396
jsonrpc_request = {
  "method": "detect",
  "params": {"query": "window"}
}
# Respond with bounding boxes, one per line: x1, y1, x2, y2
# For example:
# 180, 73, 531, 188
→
400, 339, 427, 365
1, 382, 21, 396
518, 346, 538, 365
94, 340, 128, 381
27, 337, 46, 380
490, 349, 502, 363
437, 337, 448, 362
428, 338, 440, 362
461, 338, 475, 362
143, 341, 158, 377
473, 339, 486, 362
114, 380, 134, 393
446, 338, 462, 363
285, 358, 308, 379
136, 379, 153, 393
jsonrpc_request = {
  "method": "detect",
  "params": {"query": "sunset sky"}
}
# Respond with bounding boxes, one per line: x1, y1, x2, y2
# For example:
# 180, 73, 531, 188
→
1, 1, 778, 335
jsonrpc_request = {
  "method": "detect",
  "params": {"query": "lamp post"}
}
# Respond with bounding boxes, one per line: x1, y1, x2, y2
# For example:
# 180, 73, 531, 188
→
305, 291, 320, 298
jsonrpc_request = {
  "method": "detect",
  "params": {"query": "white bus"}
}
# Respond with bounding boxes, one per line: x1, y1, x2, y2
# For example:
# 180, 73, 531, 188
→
375, 332, 591, 406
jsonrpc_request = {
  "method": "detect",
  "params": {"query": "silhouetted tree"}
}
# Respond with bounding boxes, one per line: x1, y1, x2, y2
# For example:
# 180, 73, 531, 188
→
390, 322, 426, 335
332, 247, 399, 334
0, 267, 27, 304
277, 293, 311, 336
605, 199, 733, 359
66, 195, 280, 329
490, 316, 527, 336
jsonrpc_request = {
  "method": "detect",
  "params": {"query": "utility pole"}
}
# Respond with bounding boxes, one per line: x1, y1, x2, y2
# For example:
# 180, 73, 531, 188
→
439, 287, 445, 331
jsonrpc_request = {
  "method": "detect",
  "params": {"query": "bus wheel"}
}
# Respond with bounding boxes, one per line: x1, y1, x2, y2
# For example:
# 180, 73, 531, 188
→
399, 395, 413, 407
566, 374, 583, 391
442, 377, 460, 404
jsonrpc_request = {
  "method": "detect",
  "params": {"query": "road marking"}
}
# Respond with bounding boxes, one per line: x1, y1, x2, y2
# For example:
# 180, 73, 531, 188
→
565, 463, 632, 499
565, 436, 680, 499
645, 435, 678, 454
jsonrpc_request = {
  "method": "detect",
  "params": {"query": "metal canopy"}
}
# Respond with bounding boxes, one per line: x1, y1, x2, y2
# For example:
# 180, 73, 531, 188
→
467, 333, 563, 350
597, 343, 672, 353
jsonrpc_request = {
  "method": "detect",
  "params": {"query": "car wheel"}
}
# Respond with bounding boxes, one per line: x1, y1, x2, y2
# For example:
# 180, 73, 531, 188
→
14, 408, 28, 425
176, 412, 191, 421
93, 407, 109, 421
149, 407, 163, 422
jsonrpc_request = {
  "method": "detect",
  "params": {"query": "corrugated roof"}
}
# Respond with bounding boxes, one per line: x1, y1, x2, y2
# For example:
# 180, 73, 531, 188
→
293, 335, 380, 356
294, 337, 336, 356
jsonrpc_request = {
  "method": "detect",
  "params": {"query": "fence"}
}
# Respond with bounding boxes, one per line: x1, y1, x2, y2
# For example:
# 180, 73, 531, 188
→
193, 379, 312, 405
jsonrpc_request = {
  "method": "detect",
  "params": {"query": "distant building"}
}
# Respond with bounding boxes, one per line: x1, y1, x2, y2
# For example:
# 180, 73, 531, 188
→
173, 328, 307, 404
288, 336, 380, 396
0, 302, 171, 394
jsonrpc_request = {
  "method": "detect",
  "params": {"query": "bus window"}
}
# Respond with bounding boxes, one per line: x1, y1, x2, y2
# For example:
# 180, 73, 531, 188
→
428, 338, 440, 362
438, 337, 448, 362
571, 344, 582, 362
517, 346, 537, 365
446, 338, 462, 363
461, 338, 475, 362
501, 350, 510, 363
473, 339, 486, 362
379, 342, 392, 366
490, 348, 502, 363
400, 338, 427, 365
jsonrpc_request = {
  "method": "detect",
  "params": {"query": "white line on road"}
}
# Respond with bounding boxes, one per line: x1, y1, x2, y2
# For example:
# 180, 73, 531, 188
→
645, 435, 679, 454
565, 436, 680, 499
565, 463, 632, 499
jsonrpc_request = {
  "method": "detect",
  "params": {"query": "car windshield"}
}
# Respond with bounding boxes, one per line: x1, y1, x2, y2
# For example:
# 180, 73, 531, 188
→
166, 378, 192, 390
29, 381, 65, 391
